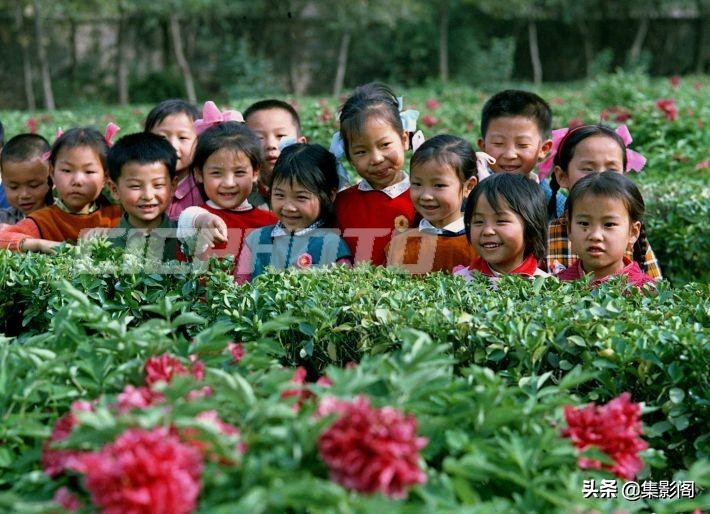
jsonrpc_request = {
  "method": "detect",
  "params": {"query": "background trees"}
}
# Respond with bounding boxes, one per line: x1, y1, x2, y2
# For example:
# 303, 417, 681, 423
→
0, 0, 707, 109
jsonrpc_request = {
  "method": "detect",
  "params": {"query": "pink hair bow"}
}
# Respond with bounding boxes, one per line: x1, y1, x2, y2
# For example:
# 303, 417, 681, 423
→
614, 125, 646, 173
537, 128, 569, 180
194, 101, 244, 135
104, 122, 120, 146
42, 127, 64, 162
475, 151, 496, 180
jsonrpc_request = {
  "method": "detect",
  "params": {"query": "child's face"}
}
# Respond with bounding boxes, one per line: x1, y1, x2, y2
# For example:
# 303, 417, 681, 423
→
568, 194, 640, 280
469, 194, 526, 273
50, 146, 106, 213
271, 178, 322, 233
246, 108, 304, 183
348, 117, 408, 190
555, 135, 625, 189
2, 158, 50, 215
150, 113, 197, 177
410, 160, 476, 229
110, 162, 173, 229
478, 116, 552, 176
195, 148, 256, 210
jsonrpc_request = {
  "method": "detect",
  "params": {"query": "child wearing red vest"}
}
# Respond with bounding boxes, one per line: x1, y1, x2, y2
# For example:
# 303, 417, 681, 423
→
333, 83, 418, 266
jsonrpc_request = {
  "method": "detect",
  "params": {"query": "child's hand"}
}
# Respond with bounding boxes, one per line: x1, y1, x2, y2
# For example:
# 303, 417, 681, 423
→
194, 213, 228, 253
79, 227, 114, 240
21, 238, 63, 254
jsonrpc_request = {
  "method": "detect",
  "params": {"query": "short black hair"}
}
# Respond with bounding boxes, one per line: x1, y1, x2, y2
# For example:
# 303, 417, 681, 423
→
464, 173, 547, 261
480, 90, 552, 139
107, 132, 177, 182
271, 143, 339, 227
243, 99, 303, 136
0, 133, 50, 170
0, 120, 4, 148
410, 134, 478, 183
144, 99, 199, 133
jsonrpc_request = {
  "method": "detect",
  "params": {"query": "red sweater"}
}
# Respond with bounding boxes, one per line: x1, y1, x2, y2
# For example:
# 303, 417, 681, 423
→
335, 186, 416, 266
556, 257, 656, 288
197, 203, 277, 261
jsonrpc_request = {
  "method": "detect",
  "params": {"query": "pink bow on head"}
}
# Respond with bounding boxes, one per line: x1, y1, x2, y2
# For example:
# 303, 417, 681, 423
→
475, 151, 496, 180
194, 101, 244, 135
538, 128, 570, 180
42, 127, 65, 162
537, 124, 646, 181
104, 122, 120, 147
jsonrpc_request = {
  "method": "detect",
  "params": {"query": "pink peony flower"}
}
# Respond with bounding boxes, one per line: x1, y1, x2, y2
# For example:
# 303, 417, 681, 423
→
144, 353, 203, 385
53, 486, 82, 512
421, 114, 438, 128
177, 410, 246, 461
694, 160, 710, 170
41, 401, 94, 477
26, 117, 38, 134
115, 385, 164, 412
317, 395, 427, 498
228, 342, 245, 363
281, 366, 314, 411
296, 253, 313, 269
670, 75, 681, 88
77, 427, 203, 514
562, 392, 648, 480
551, 96, 565, 105
655, 99, 678, 121
425, 98, 440, 110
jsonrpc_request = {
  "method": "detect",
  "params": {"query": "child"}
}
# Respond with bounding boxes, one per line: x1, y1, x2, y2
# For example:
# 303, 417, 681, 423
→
544, 124, 661, 279
477, 90, 566, 220
0, 119, 8, 209
334, 82, 417, 266
0, 133, 51, 224
556, 171, 655, 288
144, 99, 199, 220
101, 132, 179, 262
244, 99, 307, 209
454, 173, 549, 279
236, 143, 352, 281
177, 122, 277, 269
386, 135, 480, 274
0, 127, 122, 253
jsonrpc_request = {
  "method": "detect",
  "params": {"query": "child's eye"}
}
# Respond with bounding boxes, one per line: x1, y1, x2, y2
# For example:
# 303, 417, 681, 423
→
605, 222, 618, 228
297, 196, 310, 201
577, 221, 589, 227
471, 219, 483, 225
435, 183, 447, 188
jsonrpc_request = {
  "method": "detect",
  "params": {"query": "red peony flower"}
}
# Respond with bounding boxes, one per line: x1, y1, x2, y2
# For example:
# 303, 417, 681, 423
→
421, 114, 438, 128
26, 117, 38, 134
551, 96, 565, 105
562, 392, 648, 480
53, 486, 82, 512
76, 427, 203, 514
568, 118, 584, 129
178, 410, 246, 461
116, 384, 164, 412
41, 401, 94, 477
670, 75, 681, 88
655, 99, 678, 121
694, 81, 703, 91
425, 98, 440, 110
144, 353, 203, 385
281, 366, 314, 411
695, 160, 710, 170
317, 395, 427, 498
228, 342, 245, 363
320, 107, 333, 123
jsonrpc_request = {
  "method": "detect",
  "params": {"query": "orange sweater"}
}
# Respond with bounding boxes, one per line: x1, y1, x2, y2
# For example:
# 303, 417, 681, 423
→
0, 204, 123, 251
386, 229, 477, 274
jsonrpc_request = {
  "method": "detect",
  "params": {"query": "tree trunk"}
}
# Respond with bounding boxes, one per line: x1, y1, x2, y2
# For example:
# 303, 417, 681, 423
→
117, 5, 129, 105
438, 0, 450, 83
69, 17, 77, 91
332, 29, 351, 97
169, 12, 196, 103
629, 17, 649, 66
32, 0, 55, 110
15, 1, 36, 111
528, 19, 542, 86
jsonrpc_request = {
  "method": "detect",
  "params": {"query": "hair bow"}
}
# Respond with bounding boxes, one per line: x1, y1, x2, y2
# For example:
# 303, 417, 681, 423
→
104, 122, 120, 147
411, 130, 425, 152
537, 128, 570, 180
278, 136, 297, 151
329, 131, 351, 191
41, 127, 64, 162
396, 96, 420, 133
194, 101, 244, 135
475, 151, 496, 180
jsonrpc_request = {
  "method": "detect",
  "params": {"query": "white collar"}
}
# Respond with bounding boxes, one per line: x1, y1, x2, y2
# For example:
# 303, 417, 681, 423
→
357, 175, 410, 199
206, 199, 252, 211
418, 217, 465, 235
271, 219, 325, 238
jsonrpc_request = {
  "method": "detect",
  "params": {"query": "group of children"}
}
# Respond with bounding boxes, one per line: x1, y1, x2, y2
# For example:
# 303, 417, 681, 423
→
0, 83, 660, 288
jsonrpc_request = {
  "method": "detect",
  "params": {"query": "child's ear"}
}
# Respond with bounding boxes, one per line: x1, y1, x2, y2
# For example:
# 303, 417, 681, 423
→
477, 138, 486, 152
107, 179, 120, 201
329, 189, 337, 202
297, 136, 307, 144
538, 138, 553, 159
629, 220, 641, 244
194, 168, 203, 183
401, 130, 410, 151
463, 176, 478, 195
554, 165, 570, 189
